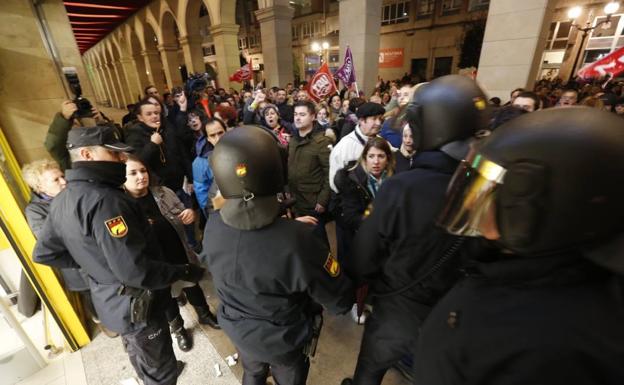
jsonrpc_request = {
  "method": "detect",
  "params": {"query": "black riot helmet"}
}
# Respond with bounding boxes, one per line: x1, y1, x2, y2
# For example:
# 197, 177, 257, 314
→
438, 107, 624, 264
211, 125, 285, 230
406, 75, 489, 151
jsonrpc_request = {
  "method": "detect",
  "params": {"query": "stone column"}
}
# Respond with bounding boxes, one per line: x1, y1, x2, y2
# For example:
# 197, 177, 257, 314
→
179, 34, 205, 74
99, 65, 115, 106
113, 60, 131, 106
476, 0, 555, 102
103, 63, 121, 108
157, 44, 183, 90
95, 65, 114, 106
132, 53, 150, 91
339, 0, 382, 95
120, 56, 142, 102
141, 49, 167, 94
209, 23, 241, 89
255, 3, 294, 87
84, 59, 105, 103
92, 65, 107, 104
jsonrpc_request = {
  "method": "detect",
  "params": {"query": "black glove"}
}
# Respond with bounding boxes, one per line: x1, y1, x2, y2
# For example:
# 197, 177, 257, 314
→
179, 264, 205, 283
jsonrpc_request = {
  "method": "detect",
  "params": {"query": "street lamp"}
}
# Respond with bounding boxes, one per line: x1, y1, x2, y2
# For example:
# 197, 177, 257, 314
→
311, 40, 330, 63
568, 2, 621, 82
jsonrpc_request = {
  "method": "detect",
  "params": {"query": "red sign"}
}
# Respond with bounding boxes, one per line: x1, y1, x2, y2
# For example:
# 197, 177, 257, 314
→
379, 48, 404, 68
577, 46, 624, 80
307, 62, 337, 102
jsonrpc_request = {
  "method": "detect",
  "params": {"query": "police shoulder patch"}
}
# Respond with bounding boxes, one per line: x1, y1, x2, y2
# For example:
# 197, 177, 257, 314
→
323, 253, 340, 277
105, 216, 128, 238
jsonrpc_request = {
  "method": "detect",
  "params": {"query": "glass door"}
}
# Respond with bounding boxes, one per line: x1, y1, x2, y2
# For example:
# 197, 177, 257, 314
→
0, 125, 90, 371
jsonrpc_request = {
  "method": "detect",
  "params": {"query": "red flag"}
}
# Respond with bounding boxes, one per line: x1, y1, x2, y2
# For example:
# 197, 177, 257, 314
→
577, 46, 624, 80
307, 62, 338, 102
199, 99, 212, 118
229, 58, 253, 83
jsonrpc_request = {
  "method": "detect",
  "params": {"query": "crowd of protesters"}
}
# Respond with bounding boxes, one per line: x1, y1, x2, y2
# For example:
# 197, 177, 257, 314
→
19, 70, 624, 385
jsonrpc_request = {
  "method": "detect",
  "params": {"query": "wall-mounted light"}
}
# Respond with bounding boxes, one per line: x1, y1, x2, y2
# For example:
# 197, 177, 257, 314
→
604, 1, 620, 15
567, 6, 582, 20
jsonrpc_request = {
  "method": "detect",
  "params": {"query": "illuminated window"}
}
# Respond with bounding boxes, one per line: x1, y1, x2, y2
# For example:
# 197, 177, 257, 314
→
545, 21, 572, 50
382, 1, 410, 26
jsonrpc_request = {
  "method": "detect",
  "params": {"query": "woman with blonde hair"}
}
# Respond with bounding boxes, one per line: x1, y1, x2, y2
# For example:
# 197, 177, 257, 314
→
21, 159, 90, 317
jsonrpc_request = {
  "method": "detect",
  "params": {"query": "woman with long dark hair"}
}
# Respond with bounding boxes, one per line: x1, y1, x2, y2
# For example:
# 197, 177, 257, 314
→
335, 137, 395, 249
124, 154, 220, 352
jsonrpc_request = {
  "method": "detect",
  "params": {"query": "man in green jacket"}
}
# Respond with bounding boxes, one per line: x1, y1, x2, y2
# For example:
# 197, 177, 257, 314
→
288, 100, 332, 244
44, 100, 114, 171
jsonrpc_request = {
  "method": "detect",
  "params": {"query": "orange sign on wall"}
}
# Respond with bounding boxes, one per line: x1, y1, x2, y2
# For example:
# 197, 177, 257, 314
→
379, 48, 404, 68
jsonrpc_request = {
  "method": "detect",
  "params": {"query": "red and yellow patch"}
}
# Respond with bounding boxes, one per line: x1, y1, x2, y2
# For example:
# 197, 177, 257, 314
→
323, 253, 340, 277
236, 164, 247, 177
105, 216, 128, 238
473, 97, 487, 111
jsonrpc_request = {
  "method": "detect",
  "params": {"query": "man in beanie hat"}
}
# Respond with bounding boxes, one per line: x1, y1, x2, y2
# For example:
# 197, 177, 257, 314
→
329, 102, 387, 193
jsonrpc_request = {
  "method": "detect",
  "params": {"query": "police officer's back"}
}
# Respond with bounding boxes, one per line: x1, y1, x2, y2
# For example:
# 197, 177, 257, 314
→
33, 126, 204, 385
202, 126, 354, 385
415, 107, 624, 384
342, 75, 490, 385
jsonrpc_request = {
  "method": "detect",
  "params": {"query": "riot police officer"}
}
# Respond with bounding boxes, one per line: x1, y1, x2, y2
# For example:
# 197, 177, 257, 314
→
202, 126, 354, 385
415, 107, 624, 384
33, 126, 204, 385
341, 75, 490, 385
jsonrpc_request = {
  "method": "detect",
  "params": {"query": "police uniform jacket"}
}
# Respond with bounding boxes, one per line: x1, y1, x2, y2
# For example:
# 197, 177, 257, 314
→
334, 163, 372, 233
415, 250, 624, 385
203, 215, 354, 361
288, 129, 332, 216
33, 161, 187, 334
349, 151, 471, 337
26, 193, 88, 292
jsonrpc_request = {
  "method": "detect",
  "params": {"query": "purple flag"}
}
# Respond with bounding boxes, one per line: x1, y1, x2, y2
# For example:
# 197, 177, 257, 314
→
335, 46, 356, 87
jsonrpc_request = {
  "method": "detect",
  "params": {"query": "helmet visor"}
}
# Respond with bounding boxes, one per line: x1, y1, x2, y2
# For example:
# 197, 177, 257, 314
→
437, 150, 506, 236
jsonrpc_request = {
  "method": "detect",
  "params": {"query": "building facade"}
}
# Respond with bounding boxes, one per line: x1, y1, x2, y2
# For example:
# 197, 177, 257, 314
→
82, 0, 623, 109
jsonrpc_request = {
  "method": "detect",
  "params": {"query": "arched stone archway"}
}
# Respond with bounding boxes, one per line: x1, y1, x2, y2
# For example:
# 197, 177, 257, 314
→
93, 48, 114, 106
101, 44, 122, 108
158, 10, 184, 89
108, 40, 131, 107
110, 38, 133, 106
84, 53, 107, 104
114, 30, 142, 102
178, 0, 210, 74
140, 15, 168, 95
125, 24, 150, 96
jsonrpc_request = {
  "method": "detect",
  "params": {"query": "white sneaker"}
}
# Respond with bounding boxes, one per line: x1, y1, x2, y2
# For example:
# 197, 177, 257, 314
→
350, 303, 369, 325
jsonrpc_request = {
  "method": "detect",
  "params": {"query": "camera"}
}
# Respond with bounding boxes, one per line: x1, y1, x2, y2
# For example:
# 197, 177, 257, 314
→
62, 67, 94, 118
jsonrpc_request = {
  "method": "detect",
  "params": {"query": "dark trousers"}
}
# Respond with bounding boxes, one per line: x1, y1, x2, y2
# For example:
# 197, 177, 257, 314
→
311, 213, 329, 247
164, 285, 210, 323
238, 349, 310, 385
122, 315, 178, 385
351, 301, 428, 385
175, 189, 198, 248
